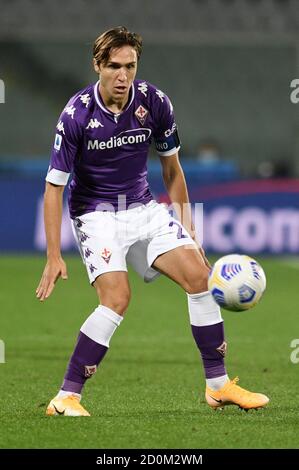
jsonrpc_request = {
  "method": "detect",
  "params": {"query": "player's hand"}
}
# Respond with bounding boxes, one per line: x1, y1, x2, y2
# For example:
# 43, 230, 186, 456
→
36, 257, 68, 301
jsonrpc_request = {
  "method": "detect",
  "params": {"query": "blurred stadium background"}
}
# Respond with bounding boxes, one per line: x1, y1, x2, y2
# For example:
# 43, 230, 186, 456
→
1, 0, 299, 254
1, 0, 299, 450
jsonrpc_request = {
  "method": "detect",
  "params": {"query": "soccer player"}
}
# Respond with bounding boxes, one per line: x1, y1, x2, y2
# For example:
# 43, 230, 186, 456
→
36, 27, 269, 416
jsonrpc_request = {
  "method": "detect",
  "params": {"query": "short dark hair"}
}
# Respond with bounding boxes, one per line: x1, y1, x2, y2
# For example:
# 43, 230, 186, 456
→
93, 26, 142, 66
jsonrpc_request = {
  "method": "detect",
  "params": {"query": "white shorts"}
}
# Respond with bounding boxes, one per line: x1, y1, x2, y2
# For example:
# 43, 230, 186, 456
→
71, 200, 196, 284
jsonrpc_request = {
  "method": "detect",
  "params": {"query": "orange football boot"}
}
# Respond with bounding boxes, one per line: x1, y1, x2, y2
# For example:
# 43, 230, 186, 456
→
46, 394, 90, 417
206, 377, 269, 411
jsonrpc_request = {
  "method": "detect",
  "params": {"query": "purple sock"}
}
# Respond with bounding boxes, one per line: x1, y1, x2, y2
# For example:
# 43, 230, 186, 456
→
61, 331, 108, 394
191, 322, 227, 379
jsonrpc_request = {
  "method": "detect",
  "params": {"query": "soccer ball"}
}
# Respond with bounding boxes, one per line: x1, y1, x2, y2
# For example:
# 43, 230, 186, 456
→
208, 254, 266, 312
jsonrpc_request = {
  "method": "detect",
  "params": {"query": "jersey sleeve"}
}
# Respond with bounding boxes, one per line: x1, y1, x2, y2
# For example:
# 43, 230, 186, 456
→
152, 90, 181, 157
46, 107, 82, 186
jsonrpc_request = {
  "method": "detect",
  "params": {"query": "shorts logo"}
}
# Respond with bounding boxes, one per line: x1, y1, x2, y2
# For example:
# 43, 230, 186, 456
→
84, 365, 97, 377
135, 105, 148, 125
84, 247, 93, 258
54, 134, 62, 150
101, 248, 112, 264
89, 264, 97, 274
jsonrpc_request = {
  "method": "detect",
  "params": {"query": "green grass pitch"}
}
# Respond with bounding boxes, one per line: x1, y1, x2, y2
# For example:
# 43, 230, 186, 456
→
0, 255, 299, 449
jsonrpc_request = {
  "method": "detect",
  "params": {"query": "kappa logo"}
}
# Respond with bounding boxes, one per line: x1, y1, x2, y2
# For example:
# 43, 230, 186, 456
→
156, 89, 165, 102
75, 218, 84, 228
89, 263, 97, 274
135, 105, 148, 125
86, 118, 104, 129
79, 93, 91, 108
64, 105, 76, 119
101, 248, 112, 264
84, 365, 97, 378
56, 120, 65, 135
80, 232, 90, 243
84, 247, 93, 258
138, 82, 148, 97
216, 341, 227, 357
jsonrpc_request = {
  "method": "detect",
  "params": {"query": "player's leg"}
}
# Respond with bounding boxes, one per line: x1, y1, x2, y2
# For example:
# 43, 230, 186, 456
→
129, 201, 230, 396
63, 271, 129, 394
46, 271, 130, 417
140, 202, 268, 409
153, 246, 269, 410
152, 245, 229, 387
46, 212, 130, 417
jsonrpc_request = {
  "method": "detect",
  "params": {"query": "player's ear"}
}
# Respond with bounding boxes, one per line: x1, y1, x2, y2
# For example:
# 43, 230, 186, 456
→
93, 58, 100, 74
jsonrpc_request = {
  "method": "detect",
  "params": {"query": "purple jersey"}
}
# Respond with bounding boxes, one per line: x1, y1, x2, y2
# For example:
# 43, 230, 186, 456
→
46, 79, 180, 218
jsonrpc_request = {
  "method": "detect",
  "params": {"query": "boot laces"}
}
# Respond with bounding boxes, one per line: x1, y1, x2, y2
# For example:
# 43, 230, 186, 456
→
228, 377, 253, 397
66, 395, 81, 404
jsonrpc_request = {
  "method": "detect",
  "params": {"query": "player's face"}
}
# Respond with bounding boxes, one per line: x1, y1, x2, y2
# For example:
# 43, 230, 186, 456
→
96, 46, 137, 103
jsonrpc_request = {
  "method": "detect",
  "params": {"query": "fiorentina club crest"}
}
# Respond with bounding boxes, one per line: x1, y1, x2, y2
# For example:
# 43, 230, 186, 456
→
135, 105, 148, 125
84, 365, 97, 378
216, 341, 227, 357
101, 248, 112, 264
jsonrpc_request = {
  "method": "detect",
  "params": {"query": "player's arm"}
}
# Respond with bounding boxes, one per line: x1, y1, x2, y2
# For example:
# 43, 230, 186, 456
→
159, 152, 194, 237
36, 182, 68, 301
36, 105, 81, 301
159, 152, 211, 269
152, 89, 192, 232
153, 87, 210, 268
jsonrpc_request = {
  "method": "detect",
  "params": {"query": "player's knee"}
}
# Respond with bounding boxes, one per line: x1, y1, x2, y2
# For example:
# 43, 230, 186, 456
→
183, 267, 209, 294
101, 290, 131, 316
